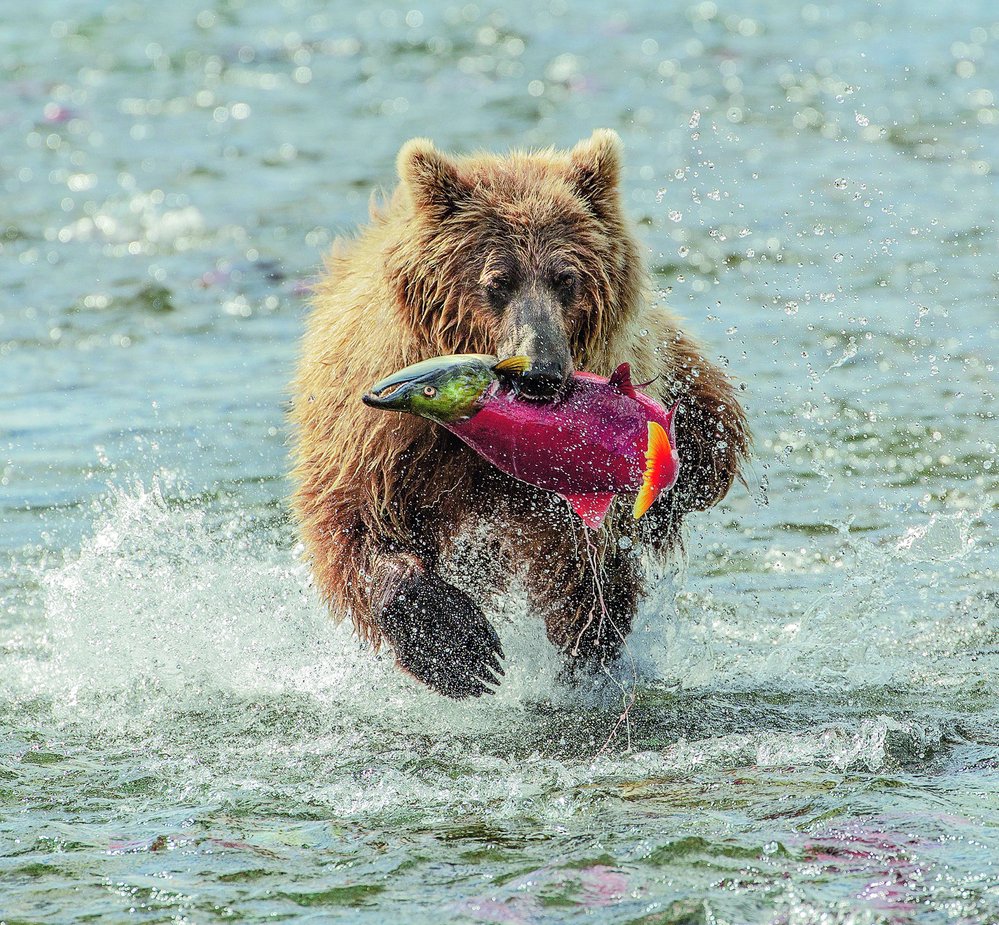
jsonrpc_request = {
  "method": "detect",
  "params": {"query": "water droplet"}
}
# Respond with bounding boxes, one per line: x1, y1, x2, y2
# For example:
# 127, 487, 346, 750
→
833, 253, 844, 263
678, 245, 689, 257
833, 177, 848, 189
688, 110, 701, 128
784, 301, 799, 315
855, 112, 869, 127
668, 210, 683, 222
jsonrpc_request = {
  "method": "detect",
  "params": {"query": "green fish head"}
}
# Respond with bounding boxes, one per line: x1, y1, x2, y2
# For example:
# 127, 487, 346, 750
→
362, 354, 498, 424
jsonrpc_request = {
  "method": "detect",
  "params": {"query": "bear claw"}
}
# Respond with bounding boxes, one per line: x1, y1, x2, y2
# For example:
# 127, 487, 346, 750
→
378, 567, 505, 699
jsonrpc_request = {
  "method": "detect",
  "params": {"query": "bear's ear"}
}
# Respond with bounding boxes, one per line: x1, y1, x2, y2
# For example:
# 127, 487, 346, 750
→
568, 129, 623, 219
397, 138, 471, 220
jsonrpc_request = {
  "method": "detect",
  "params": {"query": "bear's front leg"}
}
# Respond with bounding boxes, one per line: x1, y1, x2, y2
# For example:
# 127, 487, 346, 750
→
527, 531, 642, 677
371, 552, 505, 698
643, 328, 751, 549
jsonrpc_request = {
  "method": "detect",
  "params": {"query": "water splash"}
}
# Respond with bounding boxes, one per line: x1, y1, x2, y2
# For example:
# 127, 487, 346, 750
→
10, 482, 988, 769
14, 479, 571, 738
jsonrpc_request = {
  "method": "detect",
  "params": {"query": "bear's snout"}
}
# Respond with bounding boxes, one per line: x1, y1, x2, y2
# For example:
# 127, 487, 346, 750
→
499, 288, 573, 400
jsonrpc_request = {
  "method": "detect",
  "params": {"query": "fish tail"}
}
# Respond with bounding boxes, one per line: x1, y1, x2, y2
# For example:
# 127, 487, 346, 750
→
633, 420, 673, 520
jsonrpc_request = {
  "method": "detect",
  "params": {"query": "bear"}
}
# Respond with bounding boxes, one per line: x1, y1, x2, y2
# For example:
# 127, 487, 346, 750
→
291, 130, 749, 698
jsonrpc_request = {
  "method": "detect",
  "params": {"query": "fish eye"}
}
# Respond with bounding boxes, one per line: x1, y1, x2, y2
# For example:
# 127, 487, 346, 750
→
423, 385, 437, 398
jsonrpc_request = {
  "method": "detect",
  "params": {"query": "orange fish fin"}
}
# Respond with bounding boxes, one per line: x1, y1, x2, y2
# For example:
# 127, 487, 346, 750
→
561, 492, 615, 530
633, 420, 674, 520
608, 362, 637, 399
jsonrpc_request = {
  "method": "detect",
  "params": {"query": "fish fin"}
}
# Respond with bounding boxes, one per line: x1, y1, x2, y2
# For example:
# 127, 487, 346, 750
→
561, 492, 615, 530
492, 355, 532, 377
608, 362, 637, 398
633, 420, 675, 520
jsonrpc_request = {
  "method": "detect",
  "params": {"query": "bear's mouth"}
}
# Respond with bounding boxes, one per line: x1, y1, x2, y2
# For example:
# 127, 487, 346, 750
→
517, 389, 558, 403
514, 374, 569, 403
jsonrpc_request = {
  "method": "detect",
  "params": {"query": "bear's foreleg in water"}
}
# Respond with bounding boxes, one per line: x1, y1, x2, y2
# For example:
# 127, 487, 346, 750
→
370, 550, 505, 698
294, 428, 506, 699
531, 531, 641, 675
494, 483, 643, 674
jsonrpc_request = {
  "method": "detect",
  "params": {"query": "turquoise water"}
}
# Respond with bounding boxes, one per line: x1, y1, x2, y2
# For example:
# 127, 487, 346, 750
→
2, 1, 997, 922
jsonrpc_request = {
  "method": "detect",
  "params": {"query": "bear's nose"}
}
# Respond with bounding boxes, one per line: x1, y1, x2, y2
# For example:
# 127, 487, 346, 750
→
517, 361, 567, 400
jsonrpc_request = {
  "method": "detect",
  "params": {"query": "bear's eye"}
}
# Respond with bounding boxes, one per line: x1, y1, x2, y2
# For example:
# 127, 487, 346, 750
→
423, 386, 437, 398
484, 276, 512, 295
552, 271, 578, 299
483, 275, 514, 311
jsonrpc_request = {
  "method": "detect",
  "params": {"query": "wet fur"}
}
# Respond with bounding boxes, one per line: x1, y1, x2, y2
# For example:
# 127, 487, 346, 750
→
291, 130, 749, 692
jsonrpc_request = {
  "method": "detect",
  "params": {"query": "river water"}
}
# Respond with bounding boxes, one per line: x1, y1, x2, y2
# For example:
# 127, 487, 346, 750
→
2, 1, 997, 922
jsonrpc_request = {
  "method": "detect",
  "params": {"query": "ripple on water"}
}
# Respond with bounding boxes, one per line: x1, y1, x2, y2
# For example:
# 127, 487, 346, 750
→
2, 460, 996, 915
4, 0, 999, 918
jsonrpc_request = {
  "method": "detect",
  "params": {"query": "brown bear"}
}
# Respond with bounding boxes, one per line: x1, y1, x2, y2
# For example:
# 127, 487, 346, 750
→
291, 130, 749, 698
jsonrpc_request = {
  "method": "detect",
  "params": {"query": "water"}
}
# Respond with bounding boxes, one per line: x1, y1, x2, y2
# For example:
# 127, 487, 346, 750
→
2, 0, 997, 921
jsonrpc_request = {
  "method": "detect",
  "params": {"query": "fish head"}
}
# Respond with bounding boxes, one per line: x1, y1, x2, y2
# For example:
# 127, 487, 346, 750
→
362, 354, 496, 424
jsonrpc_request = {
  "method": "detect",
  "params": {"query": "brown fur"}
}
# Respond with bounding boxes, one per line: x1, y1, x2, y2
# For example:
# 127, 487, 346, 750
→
291, 130, 749, 691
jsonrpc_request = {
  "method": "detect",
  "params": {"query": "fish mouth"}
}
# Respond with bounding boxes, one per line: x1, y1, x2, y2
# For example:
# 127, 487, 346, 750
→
362, 379, 411, 410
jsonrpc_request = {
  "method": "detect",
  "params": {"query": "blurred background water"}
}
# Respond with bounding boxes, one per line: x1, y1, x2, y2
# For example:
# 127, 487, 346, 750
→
1, 1, 997, 922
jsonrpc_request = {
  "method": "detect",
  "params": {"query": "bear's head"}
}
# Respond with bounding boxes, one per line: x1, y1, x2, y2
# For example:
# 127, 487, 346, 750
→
387, 130, 642, 400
